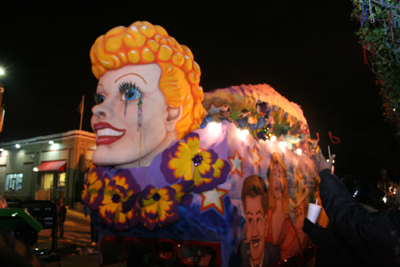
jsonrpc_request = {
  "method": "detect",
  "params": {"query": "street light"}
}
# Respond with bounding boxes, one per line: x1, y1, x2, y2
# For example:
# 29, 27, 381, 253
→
0, 68, 4, 75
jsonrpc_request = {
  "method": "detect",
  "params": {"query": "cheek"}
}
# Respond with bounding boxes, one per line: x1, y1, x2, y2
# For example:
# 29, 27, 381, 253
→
142, 110, 166, 135
275, 177, 282, 190
90, 115, 96, 130
244, 224, 251, 239
141, 101, 168, 141
274, 173, 280, 183
296, 217, 302, 226
143, 95, 168, 123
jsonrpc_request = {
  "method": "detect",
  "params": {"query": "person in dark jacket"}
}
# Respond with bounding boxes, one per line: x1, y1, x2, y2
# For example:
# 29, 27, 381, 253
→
56, 198, 67, 238
314, 150, 400, 266
303, 174, 384, 266
303, 215, 361, 266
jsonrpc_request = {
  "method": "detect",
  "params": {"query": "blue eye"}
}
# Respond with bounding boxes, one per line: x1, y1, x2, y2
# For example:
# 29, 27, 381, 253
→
94, 93, 106, 104
119, 82, 142, 101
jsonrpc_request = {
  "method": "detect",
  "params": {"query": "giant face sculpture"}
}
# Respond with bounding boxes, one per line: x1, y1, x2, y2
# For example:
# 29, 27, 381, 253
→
91, 63, 181, 168
89, 21, 206, 168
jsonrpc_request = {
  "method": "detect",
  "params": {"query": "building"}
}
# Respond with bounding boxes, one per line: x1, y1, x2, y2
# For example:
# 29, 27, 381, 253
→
0, 130, 96, 210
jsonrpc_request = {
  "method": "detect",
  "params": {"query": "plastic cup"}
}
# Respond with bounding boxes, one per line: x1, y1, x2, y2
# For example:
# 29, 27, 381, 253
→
307, 203, 321, 224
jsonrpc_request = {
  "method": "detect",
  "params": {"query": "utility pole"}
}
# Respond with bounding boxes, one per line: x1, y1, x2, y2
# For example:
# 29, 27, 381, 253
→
79, 95, 84, 131
0, 83, 5, 132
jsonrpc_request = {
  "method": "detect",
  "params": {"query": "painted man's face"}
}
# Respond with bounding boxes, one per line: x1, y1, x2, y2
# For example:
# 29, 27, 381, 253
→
272, 163, 284, 199
91, 63, 178, 168
221, 110, 231, 119
294, 200, 307, 245
245, 195, 268, 266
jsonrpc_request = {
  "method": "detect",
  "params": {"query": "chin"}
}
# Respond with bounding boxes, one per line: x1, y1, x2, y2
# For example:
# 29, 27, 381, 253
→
92, 149, 135, 167
92, 156, 116, 167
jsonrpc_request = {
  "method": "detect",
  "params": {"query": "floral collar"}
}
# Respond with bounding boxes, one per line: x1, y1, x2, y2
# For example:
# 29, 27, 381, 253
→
82, 132, 230, 231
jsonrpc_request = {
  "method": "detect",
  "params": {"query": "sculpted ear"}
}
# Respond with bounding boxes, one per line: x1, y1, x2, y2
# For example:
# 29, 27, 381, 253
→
165, 106, 182, 132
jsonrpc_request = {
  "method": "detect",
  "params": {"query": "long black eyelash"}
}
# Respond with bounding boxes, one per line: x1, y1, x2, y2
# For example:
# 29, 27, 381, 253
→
118, 82, 143, 116
118, 82, 143, 97
118, 82, 128, 95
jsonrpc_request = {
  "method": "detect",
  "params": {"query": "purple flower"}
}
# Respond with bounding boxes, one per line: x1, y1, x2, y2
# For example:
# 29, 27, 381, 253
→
161, 132, 230, 193
81, 167, 106, 210
136, 185, 180, 231
98, 170, 141, 230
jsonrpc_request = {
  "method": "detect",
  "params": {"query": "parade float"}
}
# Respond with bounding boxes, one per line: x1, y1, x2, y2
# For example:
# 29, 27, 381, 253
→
82, 21, 327, 267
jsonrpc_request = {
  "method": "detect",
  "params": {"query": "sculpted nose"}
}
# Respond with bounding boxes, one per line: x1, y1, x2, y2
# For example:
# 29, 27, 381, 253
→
251, 223, 258, 237
92, 101, 113, 118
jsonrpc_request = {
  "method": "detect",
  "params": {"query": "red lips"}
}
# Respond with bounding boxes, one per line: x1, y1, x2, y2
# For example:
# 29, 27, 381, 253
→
93, 122, 126, 145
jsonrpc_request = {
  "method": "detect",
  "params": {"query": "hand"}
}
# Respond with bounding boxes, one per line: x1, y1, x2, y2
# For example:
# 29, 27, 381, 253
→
315, 148, 335, 173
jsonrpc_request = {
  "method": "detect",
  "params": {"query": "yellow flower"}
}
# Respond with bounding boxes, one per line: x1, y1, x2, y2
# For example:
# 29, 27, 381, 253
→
81, 168, 106, 209
97, 170, 141, 230
161, 132, 230, 193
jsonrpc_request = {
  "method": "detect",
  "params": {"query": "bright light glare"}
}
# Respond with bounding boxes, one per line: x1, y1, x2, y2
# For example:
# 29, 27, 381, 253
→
33, 167, 38, 172
237, 129, 249, 141
296, 148, 302, 156
383, 197, 387, 203
0, 68, 4, 75
270, 136, 277, 142
15, 144, 20, 149
49, 140, 54, 144
207, 122, 221, 133
278, 142, 287, 149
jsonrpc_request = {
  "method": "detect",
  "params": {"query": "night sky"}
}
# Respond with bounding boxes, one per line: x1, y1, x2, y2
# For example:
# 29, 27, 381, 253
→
1, 1, 399, 182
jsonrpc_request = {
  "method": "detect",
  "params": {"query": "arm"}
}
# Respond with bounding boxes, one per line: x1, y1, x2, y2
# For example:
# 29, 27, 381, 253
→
318, 169, 364, 225
199, 113, 214, 129
315, 150, 370, 229
248, 116, 265, 131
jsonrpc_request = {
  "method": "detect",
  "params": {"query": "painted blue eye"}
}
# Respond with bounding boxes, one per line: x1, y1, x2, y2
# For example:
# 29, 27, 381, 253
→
119, 82, 142, 101
94, 94, 106, 104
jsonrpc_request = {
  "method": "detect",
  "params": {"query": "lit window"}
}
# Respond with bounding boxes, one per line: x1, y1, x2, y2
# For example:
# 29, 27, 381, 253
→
5, 173, 23, 191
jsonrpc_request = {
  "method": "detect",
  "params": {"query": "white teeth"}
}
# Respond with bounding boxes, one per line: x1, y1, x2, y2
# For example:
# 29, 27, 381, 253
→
97, 128, 123, 137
